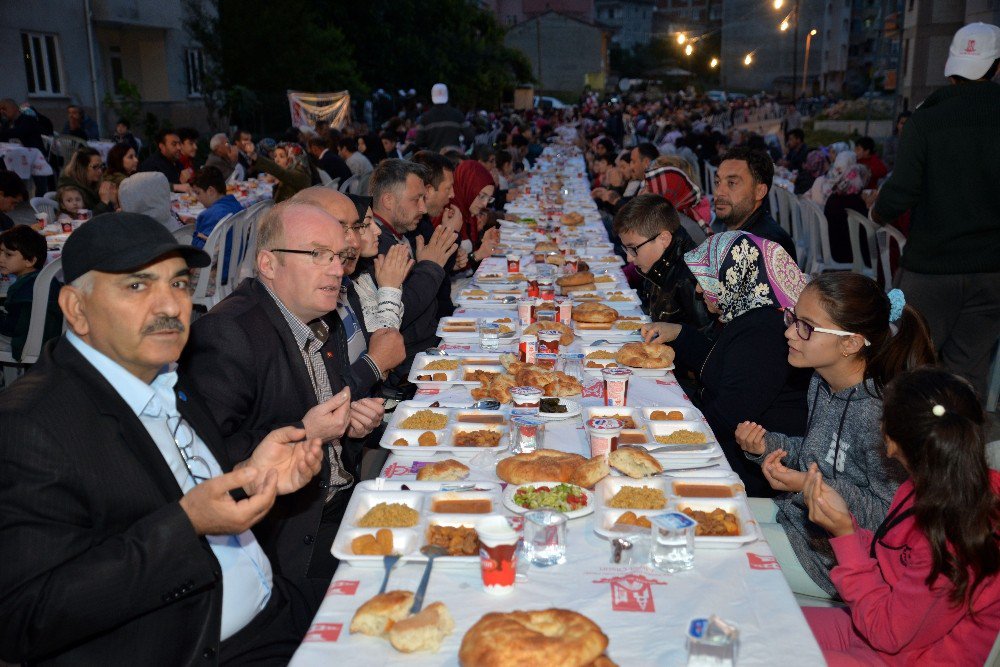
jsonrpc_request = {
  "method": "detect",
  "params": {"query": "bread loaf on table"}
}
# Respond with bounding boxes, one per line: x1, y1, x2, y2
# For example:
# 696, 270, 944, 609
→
496, 450, 587, 484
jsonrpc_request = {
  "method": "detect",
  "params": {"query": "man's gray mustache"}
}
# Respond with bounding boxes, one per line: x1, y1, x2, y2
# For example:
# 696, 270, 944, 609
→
143, 317, 186, 335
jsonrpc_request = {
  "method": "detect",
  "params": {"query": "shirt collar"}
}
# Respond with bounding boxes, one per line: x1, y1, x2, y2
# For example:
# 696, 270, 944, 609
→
372, 212, 403, 240
65, 330, 174, 418
258, 279, 328, 349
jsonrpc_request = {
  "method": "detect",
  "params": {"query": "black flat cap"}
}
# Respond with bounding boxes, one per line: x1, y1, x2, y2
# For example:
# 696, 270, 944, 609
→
62, 212, 211, 285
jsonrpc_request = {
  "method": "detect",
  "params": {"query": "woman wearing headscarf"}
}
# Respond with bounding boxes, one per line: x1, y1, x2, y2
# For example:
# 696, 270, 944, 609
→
244, 141, 311, 202
358, 133, 387, 166
58, 147, 115, 214
822, 157, 872, 265
446, 159, 499, 264
641, 231, 812, 496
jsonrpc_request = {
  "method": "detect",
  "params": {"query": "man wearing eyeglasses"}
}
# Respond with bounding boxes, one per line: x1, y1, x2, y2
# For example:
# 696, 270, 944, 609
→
0, 212, 328, 664
180, 200, 383, 602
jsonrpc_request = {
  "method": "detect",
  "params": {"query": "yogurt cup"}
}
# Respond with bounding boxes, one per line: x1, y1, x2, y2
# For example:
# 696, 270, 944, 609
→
602, 367, 633, 407
537, 329, 561, 355
517, 297, 537, 327
510, 386, 544, 416
586, 417, 623, 458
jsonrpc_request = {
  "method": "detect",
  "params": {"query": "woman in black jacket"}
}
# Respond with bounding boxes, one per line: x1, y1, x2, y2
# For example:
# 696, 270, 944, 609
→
641, 231, 811, 496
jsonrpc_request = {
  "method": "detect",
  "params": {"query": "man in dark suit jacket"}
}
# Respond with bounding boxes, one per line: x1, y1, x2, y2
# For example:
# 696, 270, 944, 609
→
139, 128, 190, 193
369, 159, 458, 393
307, 136, 352, 184
180, 200, 385, 595
0, 212, 328, 664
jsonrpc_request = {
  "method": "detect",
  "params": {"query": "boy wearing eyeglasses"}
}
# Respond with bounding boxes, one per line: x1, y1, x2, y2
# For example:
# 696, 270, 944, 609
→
612, 193, 709, 330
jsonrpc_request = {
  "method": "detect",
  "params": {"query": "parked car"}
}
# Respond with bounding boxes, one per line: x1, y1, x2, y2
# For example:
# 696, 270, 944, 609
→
534, 96, 568, 109
706, 90, 728, 103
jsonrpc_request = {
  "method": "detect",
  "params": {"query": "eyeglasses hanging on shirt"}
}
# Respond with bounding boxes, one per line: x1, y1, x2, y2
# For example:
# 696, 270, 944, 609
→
167, 415, 212, 484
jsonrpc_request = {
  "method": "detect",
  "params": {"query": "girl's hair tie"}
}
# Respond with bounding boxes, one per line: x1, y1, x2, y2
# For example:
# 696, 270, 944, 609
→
887, 289, 905, 323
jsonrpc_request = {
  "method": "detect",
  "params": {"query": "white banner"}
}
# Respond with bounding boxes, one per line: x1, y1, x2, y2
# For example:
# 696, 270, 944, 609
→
287, 90, 351, 130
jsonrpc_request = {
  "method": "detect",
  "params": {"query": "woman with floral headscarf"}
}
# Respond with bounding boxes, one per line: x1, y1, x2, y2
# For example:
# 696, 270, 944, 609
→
245, 141, 311, 202
641, 231, 812, 496
823, 156, 872, 265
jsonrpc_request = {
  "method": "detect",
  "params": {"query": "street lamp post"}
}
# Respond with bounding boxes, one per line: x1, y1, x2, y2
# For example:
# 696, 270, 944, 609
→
791, 0, 800, 100
802, 29, 817, 95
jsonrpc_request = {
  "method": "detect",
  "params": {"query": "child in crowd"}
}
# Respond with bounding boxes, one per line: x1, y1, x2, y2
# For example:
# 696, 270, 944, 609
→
0, 225, 63, 360
803, 367, 1000, 664
190, 166, 243, 283
55, 184, 86, 222
191, 167, 242, 249
736, 273, 934, 597
0, 171, 28, 232
735, 273, 935, 598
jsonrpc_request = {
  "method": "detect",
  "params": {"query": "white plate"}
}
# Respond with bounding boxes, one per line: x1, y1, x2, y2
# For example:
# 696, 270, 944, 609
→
535, 397, 582, 420
502, 481, 595, 519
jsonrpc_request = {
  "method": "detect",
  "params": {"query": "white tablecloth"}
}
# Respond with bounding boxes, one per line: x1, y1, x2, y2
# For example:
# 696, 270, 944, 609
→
0, 143, 53, 178
290, 143, 824, 666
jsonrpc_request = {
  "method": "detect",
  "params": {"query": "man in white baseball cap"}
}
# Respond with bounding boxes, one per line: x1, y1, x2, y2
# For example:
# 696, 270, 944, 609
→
415, 83, 473, 152
872, 22, 1000, 404
944, 22, 1000, 81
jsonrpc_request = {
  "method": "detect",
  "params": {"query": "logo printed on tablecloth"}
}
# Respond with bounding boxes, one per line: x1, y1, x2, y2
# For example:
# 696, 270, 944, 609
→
656, 379, 679, 387
303, 623, 343, 642
326, 580, 359, 596
415, 388, 440, 396
593, 573, 669, 612
747, 553, 781, 570
382, 461, 433, 479
582, 378, 604, 398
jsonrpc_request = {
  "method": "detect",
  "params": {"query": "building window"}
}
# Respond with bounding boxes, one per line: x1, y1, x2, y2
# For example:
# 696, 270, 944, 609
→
186, 48, 204, 97
21, 32, 63, 96
109, 46, 124, 95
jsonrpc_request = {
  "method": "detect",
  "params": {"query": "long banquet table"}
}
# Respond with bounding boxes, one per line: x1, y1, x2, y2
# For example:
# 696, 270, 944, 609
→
290, 142, 825, 666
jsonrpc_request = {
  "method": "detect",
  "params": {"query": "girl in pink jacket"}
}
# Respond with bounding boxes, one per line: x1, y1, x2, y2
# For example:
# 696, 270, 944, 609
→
802, 367, 1000, 665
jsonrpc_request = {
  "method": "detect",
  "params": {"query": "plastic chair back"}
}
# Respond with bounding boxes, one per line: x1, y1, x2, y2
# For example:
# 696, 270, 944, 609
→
172, 225, 195, 245
30, 197, 59, 221
190, 214, 235, 310
875, 224, 906, 292
845, 209, 878, 278
0, 257, 63, 366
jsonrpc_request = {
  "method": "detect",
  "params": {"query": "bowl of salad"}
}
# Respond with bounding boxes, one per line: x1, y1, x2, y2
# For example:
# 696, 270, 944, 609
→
502, 481, 594, 519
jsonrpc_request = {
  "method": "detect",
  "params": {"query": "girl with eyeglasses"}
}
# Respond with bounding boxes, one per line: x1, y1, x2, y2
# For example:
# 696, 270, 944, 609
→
735, 272, 935, 599
802, 367, 1000, 665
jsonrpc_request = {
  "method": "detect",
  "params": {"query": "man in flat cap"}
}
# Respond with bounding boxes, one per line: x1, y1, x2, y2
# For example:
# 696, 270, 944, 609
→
0, 212, 342, 664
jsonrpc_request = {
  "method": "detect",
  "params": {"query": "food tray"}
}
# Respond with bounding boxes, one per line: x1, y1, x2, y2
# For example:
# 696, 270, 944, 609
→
332, 484, 505, 565
583, 406, 643, 429
646, 420, 717, 446
572, 317, 650, 341
456, 287, 525, 308
594, 476, 671, 509
436, 316, 519, 341
639, 406, 702, 422
666, 473, 745, 499
580, 343, 674, 377
381, 416, 510, 455
407, 352, 506, 388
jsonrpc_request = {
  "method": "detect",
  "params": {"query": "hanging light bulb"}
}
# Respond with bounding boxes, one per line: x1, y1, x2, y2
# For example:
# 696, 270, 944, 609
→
744, 53, 753, 66
773, 0, 784, 8
685, 44, 694, 56
677, 33, 686, 45
710, 57, 719, 68
780, 19, 790, 31
810, 28, 818, 36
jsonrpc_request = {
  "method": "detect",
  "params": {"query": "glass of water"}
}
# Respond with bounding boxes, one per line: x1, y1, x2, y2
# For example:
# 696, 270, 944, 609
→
478, 320, 500, 351
557, 353, 585, 380
650, 512, 697, 573
523, 510, 567, 566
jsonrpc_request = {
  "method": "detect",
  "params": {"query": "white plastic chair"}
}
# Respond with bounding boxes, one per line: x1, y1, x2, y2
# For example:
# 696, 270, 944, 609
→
339, 175, 357, 194
325, 177, 341, 191
232, 199, 274, 284
0, 257, 63, 385
353, 172, 372, 196
767, 187, 787, 234
190, 214, 235, 311
987, 339, 1000, 414
30, 196, 59, 221
772, 186, 800, 243
172, 225, 195, 245
50, 133, 86, 164
798, 198, 853, 275
875, 224, 906, 292
844, 209, 879, 279
317, 168, 333, 186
